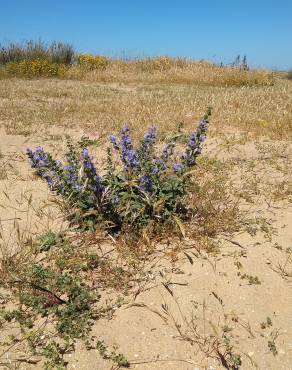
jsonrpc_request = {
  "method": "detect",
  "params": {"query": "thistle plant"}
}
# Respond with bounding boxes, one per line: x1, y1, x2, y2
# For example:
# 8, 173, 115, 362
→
27, 110, 211, 234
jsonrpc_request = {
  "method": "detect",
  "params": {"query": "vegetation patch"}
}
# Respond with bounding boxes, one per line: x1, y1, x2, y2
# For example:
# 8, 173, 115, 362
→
26, 110, 211, 237
5, 59, 68, 78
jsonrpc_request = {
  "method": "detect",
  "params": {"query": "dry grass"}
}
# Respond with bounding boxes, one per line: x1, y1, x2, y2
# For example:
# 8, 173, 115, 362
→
1, 56, 274, 87
0, 74, 291, 139
67, 58, 274, 87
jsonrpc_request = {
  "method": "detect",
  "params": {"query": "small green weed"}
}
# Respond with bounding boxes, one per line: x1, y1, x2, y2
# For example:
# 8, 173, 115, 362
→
239, 273, 261, 285
260, 317, 272, 329
38, 231, 64, 252
268, 330, 279, 356
96, 340, 129, 367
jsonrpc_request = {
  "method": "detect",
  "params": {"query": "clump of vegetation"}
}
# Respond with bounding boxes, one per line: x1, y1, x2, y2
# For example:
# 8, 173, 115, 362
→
0, 40, 73, 78
26, 110, 211, 236
77, 53, 109, 70
5, 59, 68, 77
96, 340, 129, 367
0, 235, 96, 368
38, 230, 64, 252
268, 330, 280, 356
287, 70, 292, 80
260, 317, 273, 329
0, 40, 74, 65
238, 273, 261, 285
0, 230, 131, 368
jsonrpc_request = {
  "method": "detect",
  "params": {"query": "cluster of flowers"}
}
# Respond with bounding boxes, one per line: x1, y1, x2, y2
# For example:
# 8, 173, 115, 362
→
77, 54, 109, 70
7, 59, 68, 77
27, 113, 210, 230
26, 145, 104, 211
109, 114, 209, 175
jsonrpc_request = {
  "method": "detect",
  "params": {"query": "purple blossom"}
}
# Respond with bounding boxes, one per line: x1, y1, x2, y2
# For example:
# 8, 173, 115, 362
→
26, 147, 64, 191
143, 127, 156, 142
139, 175, 153, 192
173, 163, 183, 173
111, 195, 120, 206
153, 159, 166, 174
120, 127, 140, 171
181, 117, 209, 169
161, 142, 175, 162
136, 126, 157, 164
63, 165, 80, 192
121, 126, 130, 134
26, 147, 50, 171
81, 149, 104, 194
109, 134, 119, 150
46, 176, 53, 187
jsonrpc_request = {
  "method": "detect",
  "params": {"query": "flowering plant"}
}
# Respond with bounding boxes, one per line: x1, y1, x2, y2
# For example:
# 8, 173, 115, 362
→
77, 54, 109, 70
27, 110, 210, 234
6, 59, 68, 77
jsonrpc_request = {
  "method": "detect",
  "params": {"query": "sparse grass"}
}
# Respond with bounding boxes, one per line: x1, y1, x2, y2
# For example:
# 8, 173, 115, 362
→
271, 249, 292, 280
138, 288, 249, 369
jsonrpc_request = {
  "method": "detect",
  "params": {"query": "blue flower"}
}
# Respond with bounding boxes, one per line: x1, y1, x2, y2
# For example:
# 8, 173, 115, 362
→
173, 163, 183, 173
121, 126, 130, 134
109, 134, 119, 150
181, 117, 209, 169
120, 127, 140, 171
161, 142, 175, 162
26, 147, 50, 168
139, 175, 153, 192
144, 126, 156, 142
153, 159, 166, 174
46, 176, 53, 187
81, 148, 104, 194
111, 195, 120, 206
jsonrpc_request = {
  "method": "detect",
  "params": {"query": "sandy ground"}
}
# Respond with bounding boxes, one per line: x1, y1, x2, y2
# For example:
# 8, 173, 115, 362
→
0, 126, 292, 370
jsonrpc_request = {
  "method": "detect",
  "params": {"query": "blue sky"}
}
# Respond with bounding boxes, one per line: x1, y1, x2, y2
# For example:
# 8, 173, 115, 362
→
1, 0, 291, 70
